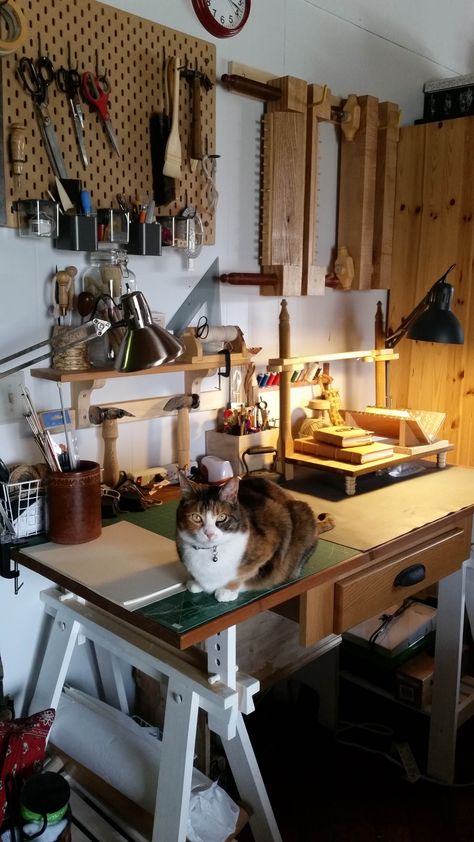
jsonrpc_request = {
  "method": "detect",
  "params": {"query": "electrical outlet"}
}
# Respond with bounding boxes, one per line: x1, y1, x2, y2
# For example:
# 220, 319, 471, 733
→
0, 372, 25, 422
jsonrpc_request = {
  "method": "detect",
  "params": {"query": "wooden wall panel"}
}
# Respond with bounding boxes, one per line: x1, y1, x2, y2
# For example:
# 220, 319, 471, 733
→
372, 101, 399, 288
1, 0, 216, 240
389, 116, 474, 465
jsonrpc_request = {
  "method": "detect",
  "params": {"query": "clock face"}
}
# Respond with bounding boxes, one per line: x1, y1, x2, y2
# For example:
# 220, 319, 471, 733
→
192, 0, 251, 38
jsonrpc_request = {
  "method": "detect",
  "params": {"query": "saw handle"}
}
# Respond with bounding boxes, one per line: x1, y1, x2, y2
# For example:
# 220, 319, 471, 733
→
191, 75, 203, 160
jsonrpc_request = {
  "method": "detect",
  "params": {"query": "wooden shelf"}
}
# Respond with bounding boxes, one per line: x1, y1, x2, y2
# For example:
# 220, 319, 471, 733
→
287, 442, 454, 496
30, 333, 251, 429
268, 348, 398, 372
30, 354, 250, 384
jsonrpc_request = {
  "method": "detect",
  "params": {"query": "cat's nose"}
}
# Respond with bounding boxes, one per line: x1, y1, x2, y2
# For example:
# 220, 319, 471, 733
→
204, 528, 218, 540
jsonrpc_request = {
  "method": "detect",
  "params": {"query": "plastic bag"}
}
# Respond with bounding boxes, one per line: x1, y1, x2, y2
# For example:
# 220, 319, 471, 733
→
187, 781, 239, 842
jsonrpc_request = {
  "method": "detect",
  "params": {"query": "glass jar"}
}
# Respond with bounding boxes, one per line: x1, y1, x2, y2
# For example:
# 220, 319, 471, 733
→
116, 251, 137, 295
81, 251, 123, 368
82, 250, 124, 302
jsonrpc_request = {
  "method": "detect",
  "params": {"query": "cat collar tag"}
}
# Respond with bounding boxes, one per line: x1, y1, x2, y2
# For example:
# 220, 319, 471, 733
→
192, 544, 218, 562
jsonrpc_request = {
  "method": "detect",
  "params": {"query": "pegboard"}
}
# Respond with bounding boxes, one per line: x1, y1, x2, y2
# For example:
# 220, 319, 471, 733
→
0, 0, 216, 241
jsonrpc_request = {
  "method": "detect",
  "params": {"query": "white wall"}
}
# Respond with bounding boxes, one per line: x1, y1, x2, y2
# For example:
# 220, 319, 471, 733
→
1, 0, 473, 711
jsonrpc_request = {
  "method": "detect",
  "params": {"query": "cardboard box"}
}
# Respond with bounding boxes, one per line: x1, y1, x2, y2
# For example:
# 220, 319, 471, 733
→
395, 644, 470, 710
395, 652, 434, 709
205, 429, 278, 476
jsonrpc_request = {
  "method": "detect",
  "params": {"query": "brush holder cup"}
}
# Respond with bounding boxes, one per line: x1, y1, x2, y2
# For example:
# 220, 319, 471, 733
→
46, 461, 102, 544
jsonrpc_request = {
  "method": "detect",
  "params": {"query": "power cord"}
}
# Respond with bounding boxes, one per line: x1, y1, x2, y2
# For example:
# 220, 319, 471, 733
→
368, 598, 415, 649
336, 719, 474, 788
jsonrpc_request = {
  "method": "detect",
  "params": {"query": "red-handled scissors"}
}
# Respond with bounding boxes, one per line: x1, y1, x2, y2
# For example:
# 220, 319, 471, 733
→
82, 71, 120, 156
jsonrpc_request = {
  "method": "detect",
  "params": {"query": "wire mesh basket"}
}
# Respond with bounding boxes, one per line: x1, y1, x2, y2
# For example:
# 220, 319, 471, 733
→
0, 479, 46, 538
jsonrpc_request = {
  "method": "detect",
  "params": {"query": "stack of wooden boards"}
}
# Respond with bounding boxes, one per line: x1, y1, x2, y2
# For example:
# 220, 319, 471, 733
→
294, 406, 449, 465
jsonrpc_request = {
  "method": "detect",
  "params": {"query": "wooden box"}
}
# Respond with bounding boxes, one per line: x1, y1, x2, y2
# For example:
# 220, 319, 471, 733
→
205, 429, 279, 476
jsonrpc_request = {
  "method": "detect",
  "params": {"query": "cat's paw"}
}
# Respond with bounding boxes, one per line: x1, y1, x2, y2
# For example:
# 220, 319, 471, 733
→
316, 512, 335, 534
214, 587, 240, 602
186, 579, 204, 593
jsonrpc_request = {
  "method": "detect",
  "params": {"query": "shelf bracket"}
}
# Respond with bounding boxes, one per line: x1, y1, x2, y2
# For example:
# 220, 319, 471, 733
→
71, 379, 107, 429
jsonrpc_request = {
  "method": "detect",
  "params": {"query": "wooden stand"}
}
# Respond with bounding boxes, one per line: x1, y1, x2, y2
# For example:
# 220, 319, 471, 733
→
273, 300, 452, 494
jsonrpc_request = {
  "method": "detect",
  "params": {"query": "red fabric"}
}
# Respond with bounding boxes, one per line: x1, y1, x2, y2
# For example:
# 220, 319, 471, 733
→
0, 709, 55, 822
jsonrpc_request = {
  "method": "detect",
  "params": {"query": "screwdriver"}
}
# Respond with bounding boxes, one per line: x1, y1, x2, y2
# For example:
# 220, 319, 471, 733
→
9, 123, 26, 193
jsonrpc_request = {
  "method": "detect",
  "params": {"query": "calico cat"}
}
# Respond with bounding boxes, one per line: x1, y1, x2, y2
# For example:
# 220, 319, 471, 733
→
176, 473, 334, 602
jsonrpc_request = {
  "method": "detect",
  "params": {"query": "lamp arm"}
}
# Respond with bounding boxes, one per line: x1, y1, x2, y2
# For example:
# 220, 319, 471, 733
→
385, 293, 429, 348
385, 264, 456, 349
0, 318, 113, 381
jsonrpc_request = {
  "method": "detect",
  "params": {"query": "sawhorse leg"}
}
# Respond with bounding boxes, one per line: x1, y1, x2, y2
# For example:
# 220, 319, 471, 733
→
29, 608, 82, 714
153, 676, 200, 842
427, 563, 466, 782
29, 591, 282, 842
223, 713, 282, 841
206, 628, 282, 842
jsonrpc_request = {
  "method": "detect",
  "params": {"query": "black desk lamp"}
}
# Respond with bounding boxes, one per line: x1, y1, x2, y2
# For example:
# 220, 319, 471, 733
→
385, 264, 464, 349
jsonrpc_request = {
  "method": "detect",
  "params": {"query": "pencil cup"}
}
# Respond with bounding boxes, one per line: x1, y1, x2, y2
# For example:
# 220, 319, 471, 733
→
46, 460, 102, 544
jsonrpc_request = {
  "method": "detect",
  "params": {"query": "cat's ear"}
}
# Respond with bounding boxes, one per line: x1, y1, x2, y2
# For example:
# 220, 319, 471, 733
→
178, 471, 200, 499
218, 475, 240, 503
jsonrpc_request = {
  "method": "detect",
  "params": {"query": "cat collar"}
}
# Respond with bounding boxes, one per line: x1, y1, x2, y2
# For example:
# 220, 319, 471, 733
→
192, 544, 218, 563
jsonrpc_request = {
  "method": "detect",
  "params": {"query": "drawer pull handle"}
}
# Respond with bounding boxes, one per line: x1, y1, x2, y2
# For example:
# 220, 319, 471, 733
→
394, 564, 426, 587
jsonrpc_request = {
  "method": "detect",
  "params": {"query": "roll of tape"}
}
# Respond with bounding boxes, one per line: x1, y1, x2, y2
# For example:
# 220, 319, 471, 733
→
0, 1, 28, 56
205, 325, 240, 343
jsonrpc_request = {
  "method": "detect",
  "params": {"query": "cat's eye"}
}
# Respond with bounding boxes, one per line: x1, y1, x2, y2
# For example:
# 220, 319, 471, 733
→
190, 513, 202, 524
216, 514, 227, 524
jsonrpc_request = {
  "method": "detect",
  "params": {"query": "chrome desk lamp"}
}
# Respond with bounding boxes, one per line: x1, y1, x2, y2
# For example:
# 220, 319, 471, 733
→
0, 290, 184, 378
114, 290, 184, 371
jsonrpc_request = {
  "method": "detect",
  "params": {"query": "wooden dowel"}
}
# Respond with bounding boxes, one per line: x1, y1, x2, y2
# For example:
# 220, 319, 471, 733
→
220, 272, 278, 286
220, 74, 281, 101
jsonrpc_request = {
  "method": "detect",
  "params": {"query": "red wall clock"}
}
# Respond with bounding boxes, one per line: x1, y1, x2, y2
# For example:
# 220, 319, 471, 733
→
191, 0, 251, 38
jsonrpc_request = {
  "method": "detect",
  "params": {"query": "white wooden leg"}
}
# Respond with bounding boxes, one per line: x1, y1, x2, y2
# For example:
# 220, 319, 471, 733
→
153, 678, 200, 842
463, 553, 474, 633
207, 627, 237, 688
93, 645, 130, 714
427, 563, 466, 782
29, 609, 81, 715
222, 713, 282, 842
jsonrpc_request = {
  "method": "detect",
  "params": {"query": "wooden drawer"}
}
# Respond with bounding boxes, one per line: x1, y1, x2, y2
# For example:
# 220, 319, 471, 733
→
333, 517, 471, 633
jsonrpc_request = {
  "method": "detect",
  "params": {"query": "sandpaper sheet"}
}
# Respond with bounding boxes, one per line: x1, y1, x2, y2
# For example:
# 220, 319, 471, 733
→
22, 520, 186, 609
290, 464, 474, 552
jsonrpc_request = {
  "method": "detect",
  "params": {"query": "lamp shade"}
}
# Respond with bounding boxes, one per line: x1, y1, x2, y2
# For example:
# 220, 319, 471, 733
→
114, 291, 185, 372
407, 280, 464, 345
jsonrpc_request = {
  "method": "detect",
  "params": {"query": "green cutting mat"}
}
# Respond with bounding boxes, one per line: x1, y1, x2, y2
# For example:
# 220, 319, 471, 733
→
120, 504, 357, 634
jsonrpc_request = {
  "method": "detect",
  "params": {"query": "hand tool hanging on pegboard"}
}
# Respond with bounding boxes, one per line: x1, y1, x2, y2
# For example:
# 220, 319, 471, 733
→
56, 44, 88, 168
181, 59, 213, 172
150, 53, 176, 206
163, 55, 182, 179
17, 38, 68, 178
